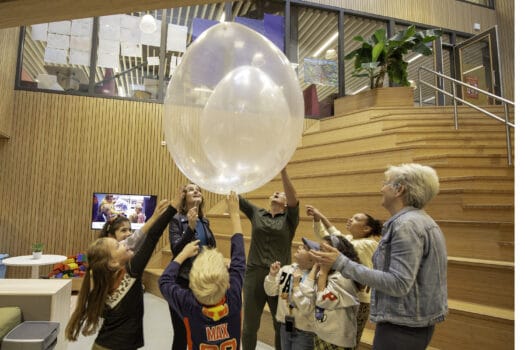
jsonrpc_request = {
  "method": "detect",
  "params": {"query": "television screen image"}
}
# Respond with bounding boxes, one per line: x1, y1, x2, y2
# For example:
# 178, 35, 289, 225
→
92, 193, 158, 230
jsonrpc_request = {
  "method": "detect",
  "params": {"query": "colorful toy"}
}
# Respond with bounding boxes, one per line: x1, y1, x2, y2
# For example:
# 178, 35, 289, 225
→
49, 253, 87, 281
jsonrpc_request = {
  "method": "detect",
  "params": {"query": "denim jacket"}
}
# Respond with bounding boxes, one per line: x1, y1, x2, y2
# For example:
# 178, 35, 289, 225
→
333, 206, 448, 327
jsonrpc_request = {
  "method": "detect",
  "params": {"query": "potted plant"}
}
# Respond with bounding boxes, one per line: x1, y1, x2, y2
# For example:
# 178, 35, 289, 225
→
335, 25, 442, 112
32, 242, 44, 259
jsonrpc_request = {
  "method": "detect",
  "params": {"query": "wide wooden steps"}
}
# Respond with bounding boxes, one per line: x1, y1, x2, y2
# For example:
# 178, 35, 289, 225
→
322, 105, 513, 130
249, 169, 514, 195
230, 192, 513, 222
358, 299, 513, 350
301, 128, 509, 149
144, 105, 514, 349
305, 117, 507, 141
205, 214, 514, 262
288, 152, 513, 177
143, 262, 513, 350
430, 299, 514, 350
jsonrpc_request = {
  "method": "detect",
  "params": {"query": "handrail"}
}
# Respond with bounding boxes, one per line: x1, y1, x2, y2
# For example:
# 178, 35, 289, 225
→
417, 66, 514, 166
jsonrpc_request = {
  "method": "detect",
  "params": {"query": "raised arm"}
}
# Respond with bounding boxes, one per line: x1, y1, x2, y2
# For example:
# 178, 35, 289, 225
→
228, 191, 242, 234
125, 200, 171, 251
305, 205, 342, 239
281, 167, 298, 208
129, 203, 176, 276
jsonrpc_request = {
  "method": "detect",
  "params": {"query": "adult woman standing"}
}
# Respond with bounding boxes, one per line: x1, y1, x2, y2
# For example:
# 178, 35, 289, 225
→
310, 164, 447, 350
240, 167, 299, 350
305, 205, 381, 346
168, 183, 216, 350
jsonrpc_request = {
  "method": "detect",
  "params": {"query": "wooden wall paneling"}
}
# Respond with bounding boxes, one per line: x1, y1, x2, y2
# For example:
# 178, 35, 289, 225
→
0, 27, 18, 138
495, 0, 514, 100
331, 0, 497, 33
0, 91, 207, 277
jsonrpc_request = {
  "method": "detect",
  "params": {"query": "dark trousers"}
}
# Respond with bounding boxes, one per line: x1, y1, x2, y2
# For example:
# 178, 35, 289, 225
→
242, 267, 281, 350
169, 306, 187, 350
373, 322, 435, 350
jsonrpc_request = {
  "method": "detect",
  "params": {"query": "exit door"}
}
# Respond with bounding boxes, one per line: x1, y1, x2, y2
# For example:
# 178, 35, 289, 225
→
454, 26, 502, 105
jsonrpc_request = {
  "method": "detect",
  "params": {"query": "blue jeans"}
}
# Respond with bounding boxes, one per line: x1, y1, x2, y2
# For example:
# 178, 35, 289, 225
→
280, 323, 314, 350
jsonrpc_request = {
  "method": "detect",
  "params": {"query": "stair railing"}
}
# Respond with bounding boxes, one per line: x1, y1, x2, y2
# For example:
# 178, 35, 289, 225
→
417, 66, 514, 165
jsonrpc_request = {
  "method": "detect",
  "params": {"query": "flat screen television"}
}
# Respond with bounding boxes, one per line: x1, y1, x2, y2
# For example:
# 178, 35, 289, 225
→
92, 192, 158, 230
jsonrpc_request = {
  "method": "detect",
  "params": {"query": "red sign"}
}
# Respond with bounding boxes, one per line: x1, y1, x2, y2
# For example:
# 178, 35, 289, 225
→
465, 75, 479, 99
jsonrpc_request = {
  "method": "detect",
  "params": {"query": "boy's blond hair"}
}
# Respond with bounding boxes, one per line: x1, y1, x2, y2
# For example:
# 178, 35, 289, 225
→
189, 247, 230, 305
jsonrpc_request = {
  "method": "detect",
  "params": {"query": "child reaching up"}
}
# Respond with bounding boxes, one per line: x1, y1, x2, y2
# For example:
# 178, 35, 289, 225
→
66, 199, 176, 349
159, 191, 246, 350
264, 237, 320, 350
302, 235, 361, 350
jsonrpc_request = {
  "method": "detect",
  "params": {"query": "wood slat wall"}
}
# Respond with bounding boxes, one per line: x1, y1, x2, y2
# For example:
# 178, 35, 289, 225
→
0, 91, 223, 278
309, 0, 498, 33
495, 0, 514, 100
0, 27, 19, 138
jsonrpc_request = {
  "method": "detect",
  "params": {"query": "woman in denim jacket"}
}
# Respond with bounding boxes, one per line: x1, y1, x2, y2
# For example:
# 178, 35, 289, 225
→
310, 163, 447, 350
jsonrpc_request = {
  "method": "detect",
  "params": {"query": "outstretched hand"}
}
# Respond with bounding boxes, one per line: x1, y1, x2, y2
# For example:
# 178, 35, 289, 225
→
269, 261, 281, 277
153, 199, 170, 217
174, 240, 200, 264
141, 199, 170, 234
305, 205, 321, 221
226, 191, 239, 215
227, 191, 242, 235
309, 243, 341, 270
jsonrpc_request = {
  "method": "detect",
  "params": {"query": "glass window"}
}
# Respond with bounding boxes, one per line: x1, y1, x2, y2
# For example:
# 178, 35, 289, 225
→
394, 24, 440, 105
17, 1, 471, 108
294, 6, 338, 118
21, 19, 93, 93
343, 16, 388, 96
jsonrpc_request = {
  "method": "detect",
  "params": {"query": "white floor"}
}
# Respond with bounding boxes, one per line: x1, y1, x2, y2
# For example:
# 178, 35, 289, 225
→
68, 292, 274, 350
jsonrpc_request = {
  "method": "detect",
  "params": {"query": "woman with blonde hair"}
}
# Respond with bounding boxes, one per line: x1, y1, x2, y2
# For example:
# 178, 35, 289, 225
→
310, 164, 447, 350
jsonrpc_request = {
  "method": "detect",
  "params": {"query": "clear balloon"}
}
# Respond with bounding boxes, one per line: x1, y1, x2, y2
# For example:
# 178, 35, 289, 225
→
164, 22, 304, 194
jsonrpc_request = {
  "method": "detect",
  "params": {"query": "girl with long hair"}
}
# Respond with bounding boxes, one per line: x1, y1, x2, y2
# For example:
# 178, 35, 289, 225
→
66, 199, 177, 350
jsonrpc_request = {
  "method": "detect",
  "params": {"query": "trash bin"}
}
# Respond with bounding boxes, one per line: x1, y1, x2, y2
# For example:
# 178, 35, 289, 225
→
2, 321, 59, 350
0, 254, 8, 278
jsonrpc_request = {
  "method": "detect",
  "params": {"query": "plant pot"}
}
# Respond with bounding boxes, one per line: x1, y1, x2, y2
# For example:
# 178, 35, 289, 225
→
32, 251, 42, 259
334, 86, 415, 115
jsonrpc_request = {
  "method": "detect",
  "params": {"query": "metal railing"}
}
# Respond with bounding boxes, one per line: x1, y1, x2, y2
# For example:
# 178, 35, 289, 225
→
417, 66, 514, 165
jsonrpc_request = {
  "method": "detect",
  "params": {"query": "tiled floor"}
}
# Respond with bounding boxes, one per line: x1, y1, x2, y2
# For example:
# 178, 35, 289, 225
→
68, 292, 275, 350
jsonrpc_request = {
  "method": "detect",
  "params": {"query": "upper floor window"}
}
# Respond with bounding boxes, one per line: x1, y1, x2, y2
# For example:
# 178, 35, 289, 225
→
16, 1, 285, 103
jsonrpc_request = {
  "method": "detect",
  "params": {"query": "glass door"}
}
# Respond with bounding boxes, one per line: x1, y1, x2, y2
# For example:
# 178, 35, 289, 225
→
454, 26, 502, 105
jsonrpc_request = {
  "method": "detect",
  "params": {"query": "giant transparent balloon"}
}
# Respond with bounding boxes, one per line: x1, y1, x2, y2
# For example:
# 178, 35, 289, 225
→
164, 22, 304, 194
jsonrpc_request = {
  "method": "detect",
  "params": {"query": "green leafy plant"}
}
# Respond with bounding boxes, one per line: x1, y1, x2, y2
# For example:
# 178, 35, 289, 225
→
345, 25, 442, 89
32, 242, 44, 252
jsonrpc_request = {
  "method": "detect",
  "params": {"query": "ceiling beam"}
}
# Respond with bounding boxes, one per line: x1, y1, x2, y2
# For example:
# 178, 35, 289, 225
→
0, 0, 225, 29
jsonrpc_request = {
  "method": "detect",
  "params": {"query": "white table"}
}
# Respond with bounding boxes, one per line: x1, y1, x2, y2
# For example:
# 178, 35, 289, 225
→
2, 254, 67, 278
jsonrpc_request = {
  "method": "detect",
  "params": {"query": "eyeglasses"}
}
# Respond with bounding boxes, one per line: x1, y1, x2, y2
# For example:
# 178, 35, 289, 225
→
382, 181, 398, 187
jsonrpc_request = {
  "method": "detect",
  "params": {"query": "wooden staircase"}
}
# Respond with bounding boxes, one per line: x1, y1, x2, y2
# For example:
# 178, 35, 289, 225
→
143, 105, 514, 350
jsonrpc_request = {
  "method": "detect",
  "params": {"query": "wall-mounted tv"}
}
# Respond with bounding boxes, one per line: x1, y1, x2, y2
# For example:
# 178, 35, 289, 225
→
92, 192, 158, 230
